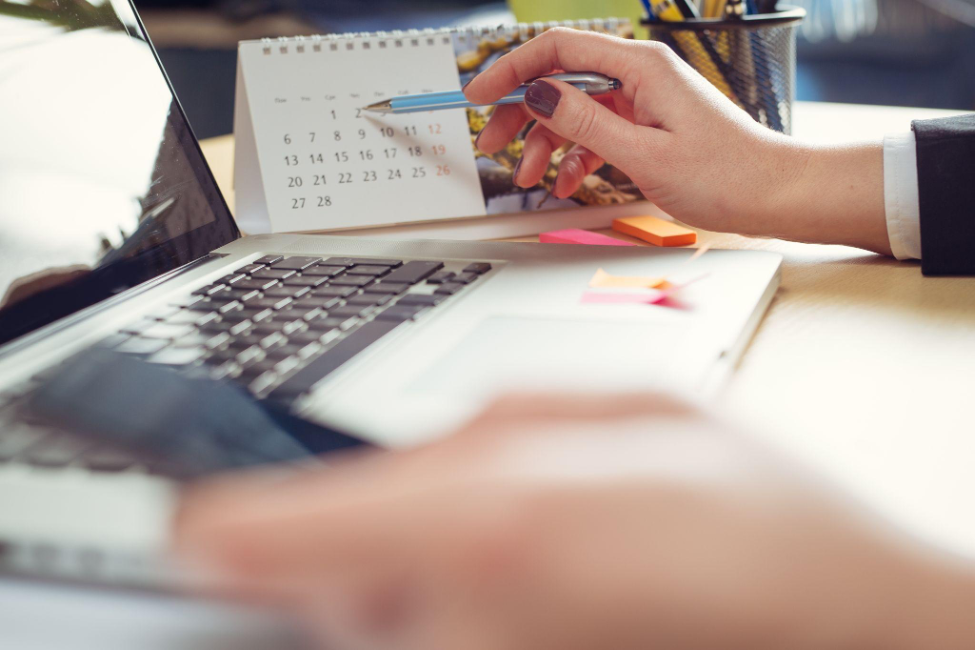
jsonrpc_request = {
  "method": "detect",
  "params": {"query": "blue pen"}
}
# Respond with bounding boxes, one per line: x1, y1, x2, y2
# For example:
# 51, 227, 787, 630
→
362, 72, 621, 115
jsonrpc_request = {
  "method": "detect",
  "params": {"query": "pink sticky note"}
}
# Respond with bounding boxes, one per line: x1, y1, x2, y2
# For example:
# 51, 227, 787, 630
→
539, 228, 636, 247
580, 290, 668, 305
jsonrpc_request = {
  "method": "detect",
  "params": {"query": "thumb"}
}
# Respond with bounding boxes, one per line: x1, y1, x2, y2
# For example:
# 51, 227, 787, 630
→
523, 79, 650, 171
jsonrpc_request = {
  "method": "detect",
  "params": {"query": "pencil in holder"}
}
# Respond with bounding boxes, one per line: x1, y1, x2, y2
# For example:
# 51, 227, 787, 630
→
641, 7, 805, 134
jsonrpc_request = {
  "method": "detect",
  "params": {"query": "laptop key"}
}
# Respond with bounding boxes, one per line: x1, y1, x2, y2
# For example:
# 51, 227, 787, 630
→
322, 257, 402, 268
225, 308, 274, 323
237, 359, 279, 381
302, 265, 345, 277
365, 282, 410, 295
375, 305, 426, 322
264, 285, 311, 299
265, 343, 318, 361
224, 288, 262, 303
271, 305, 315, 320
236, 263, 266, 274
434, 282, 465, 295
193, 283, 228, 296
259, 332, 288, 349
217, 300, 243, 315
426, 271, 455, 284
345, 265, 390, 277
254, 255, 284, 265
383, 261, 444, 285
235, 278, 279, 291
273, 355, 302, 376
269, 319, 403, 399
283, 275, 330, 288
291, 297, 341, 311
397, 294, 443, 307
287, 329, 329, 345
329, 305, 372, 319
346, 293, 392, 306
253, 320, 305, 336
251, 269, 296, 280
313, 285, 357, 298
330, 275, 374, 287
463, 262, 492, 274
309, 315, 359, 331
250, 297, 293, 311
287, 307, 324, 323
272, 256, 321, 270
186, 301, 219, 313
202, 318, 238, 332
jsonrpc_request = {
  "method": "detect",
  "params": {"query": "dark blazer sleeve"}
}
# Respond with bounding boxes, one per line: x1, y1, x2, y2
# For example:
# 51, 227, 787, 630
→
911, 114, 975, 276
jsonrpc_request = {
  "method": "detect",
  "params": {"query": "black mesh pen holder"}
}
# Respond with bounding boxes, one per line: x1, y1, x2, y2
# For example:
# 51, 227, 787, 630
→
641, 7, 805, 134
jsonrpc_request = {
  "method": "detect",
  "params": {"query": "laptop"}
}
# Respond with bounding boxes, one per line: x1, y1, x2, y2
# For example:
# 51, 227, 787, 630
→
0, 0, 781, 588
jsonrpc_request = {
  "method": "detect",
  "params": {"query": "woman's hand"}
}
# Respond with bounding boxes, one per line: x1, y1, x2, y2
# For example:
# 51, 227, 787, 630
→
465, 28, 891, 255
173, 394, 971, 650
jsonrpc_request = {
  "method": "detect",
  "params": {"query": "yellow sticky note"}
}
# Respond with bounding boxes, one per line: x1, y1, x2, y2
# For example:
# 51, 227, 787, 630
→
589, 268, 667, 289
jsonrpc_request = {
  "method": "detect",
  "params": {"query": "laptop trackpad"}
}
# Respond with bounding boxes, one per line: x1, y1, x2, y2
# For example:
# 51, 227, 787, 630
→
413, 316, 707, 396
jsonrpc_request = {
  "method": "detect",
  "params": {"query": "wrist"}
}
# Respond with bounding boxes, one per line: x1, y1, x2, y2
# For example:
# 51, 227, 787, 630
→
760, 139, 892, 255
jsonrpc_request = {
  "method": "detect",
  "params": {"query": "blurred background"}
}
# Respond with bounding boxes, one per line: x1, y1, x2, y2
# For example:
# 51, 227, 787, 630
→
134, 0, 975, 139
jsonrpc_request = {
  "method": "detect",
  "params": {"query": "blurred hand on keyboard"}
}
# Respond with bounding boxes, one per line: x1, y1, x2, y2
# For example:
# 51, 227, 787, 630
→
174, 393, 973, 650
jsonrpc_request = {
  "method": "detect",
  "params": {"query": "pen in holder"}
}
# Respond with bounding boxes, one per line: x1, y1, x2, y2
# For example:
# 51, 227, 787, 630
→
641, 6, 805, 134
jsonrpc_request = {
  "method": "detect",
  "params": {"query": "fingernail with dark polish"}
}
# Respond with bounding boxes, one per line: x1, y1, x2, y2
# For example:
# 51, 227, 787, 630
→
512, 157, 523, 185
524, 80, 561, 118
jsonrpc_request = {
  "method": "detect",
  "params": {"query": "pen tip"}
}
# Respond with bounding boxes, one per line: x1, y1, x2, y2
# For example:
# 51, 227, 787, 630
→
362, 100, 391, 114
609, 78, 622, 90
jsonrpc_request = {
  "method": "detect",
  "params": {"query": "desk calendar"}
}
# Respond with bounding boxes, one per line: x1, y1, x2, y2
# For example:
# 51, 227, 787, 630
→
233, 19, 638, 235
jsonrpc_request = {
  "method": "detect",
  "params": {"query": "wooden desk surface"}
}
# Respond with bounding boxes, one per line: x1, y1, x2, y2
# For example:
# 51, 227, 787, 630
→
199, 101, 974, 555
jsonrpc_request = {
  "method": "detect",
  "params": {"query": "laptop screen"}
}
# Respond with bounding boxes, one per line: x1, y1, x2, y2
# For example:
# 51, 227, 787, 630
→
0, 0, 239, 346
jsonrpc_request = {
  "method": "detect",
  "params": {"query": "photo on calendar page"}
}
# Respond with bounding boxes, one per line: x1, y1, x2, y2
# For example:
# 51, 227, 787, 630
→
452, 21, 643, 216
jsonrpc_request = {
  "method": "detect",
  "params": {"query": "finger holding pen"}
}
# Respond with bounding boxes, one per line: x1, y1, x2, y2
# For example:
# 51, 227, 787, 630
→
460, 27, 893, 255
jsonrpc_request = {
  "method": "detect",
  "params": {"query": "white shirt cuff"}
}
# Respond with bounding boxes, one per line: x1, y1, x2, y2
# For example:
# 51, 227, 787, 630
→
882, 130, 922, 260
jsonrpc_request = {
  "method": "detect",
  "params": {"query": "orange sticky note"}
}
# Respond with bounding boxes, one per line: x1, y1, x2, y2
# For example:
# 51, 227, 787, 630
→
612, 216, 697, 247
588, 268, 666, 289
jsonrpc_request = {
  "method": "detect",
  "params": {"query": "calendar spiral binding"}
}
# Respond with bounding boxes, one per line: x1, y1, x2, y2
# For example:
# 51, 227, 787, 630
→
248, 18, 627, 55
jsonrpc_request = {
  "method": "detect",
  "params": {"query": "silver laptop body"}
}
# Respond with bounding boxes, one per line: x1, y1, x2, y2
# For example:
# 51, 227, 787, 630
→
0, 0, 780, 589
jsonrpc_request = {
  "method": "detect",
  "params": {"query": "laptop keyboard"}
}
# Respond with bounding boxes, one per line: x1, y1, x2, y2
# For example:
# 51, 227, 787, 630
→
0, 254, 493, 473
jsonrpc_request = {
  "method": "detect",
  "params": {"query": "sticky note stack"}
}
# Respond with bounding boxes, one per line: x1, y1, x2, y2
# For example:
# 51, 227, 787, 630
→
612, 216, 696, 247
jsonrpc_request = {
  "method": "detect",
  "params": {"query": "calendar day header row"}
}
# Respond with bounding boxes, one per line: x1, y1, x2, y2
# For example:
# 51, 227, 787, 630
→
271, 90, 438, 104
